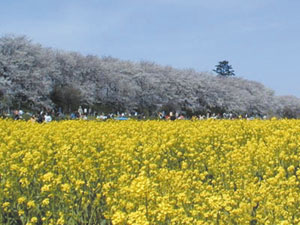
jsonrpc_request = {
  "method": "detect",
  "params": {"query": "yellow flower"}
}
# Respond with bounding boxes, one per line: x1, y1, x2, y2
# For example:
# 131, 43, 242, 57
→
182, 162, 188, 169
17, 196, 26, 204
42, 198, 50, 207
57, 217, 65, 225
18, 210, 25, 216
2, 201, 10, 212
27, 200, 36, 209
42, 172, 54, 182
2, 202, 10, 208
30, 217, 38, 224
41, 184, 51, 192
61, 183, 71, 193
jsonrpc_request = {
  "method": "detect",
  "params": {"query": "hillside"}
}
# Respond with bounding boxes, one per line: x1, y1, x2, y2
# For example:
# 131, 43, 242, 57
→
0, 35, 300, 117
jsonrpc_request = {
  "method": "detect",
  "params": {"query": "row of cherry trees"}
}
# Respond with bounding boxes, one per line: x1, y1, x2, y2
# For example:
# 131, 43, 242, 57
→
0, 35, 300, 117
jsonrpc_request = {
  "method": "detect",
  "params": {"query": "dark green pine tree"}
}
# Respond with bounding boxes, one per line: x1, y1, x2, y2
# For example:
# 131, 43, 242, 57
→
213, 60, 235, 76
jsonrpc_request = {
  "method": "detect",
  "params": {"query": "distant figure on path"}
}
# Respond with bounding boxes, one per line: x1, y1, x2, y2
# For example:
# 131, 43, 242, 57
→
14, 110, 20, 120
30, 115, 36, 123
78, 106, 83, 117
44, 113, 52, 123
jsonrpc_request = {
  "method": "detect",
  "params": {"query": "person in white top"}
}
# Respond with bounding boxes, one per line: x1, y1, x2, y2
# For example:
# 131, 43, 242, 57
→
44, 113, 52, 123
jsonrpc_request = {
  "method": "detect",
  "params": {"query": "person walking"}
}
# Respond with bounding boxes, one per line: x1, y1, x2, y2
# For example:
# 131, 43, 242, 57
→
44, 113, 52, 123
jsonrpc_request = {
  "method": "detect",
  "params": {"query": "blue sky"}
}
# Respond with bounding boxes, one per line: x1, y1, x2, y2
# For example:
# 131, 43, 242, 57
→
1, 0, 300, 97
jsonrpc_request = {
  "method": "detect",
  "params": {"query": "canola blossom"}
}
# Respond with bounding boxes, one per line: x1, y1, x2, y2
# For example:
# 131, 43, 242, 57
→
0, 119, 300, 224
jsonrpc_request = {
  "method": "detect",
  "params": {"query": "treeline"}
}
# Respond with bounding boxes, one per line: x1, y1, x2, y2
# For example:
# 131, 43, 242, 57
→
0, 35, 300, 118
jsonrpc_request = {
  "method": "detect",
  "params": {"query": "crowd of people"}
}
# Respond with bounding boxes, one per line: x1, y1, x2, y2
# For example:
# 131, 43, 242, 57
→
5, 106, 268, 123
12, 109, 53, 123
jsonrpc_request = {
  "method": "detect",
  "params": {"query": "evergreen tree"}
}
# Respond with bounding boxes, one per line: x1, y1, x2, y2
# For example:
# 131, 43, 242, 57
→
213, 60, 235, 76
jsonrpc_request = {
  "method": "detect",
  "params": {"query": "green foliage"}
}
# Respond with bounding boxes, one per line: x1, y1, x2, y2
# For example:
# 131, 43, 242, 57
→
50, 85, 82, 113
213, 60, 235, 76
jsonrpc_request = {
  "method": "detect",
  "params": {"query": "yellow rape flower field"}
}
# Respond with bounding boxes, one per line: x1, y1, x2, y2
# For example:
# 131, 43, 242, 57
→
1, 119, 300, 225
